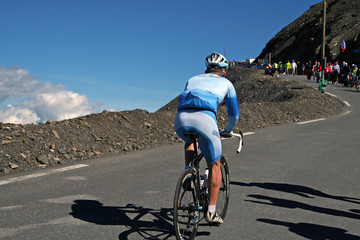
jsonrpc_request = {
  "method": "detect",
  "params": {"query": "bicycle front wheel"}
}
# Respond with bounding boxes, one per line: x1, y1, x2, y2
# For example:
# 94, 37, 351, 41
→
173, 169, 199, 240
216, 156, 230, 219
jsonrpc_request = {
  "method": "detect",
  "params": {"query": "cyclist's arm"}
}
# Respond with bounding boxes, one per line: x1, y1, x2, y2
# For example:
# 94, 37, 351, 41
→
223, 83, 239, 133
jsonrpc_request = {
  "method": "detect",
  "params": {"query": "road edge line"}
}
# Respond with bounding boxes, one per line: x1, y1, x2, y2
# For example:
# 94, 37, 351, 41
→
0, 164, 89, 186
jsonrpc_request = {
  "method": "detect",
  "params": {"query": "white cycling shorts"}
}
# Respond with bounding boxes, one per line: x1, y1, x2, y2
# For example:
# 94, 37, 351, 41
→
174, 109, 222, 163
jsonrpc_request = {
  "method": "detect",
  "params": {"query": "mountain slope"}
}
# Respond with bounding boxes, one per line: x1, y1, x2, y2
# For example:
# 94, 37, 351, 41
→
256, 0, 360, 63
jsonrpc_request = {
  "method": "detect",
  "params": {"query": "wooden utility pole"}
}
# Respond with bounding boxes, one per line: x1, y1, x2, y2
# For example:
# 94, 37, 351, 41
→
269, 53, 271, 65
321, 0, 327, 78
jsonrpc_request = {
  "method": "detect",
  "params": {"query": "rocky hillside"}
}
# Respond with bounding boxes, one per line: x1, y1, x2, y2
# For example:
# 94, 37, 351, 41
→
256, 0, 360, 63
0, 67, 344, 175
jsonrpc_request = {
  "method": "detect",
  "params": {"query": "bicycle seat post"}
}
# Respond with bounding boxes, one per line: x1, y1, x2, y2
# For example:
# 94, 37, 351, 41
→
184, 132, 200, 168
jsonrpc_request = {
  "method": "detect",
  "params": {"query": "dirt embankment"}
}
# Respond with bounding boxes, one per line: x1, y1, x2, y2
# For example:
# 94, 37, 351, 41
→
0, 68, 344, 175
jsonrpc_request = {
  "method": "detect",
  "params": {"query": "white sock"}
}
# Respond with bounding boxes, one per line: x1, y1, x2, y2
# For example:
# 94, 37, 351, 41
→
208, 205, 216, 214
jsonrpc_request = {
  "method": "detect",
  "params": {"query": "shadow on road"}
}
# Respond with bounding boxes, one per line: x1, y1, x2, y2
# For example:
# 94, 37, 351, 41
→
247, 194, 360, 220
258, 218, 360, 240
69, 200, 210, 240
231, 181, 360, 238
231, 181, 360, 204
350, 209, 360, 214
69, 200, 172, 239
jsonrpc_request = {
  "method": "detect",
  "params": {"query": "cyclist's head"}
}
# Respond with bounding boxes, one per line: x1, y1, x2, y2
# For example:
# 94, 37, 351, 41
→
205, 52, 228, 76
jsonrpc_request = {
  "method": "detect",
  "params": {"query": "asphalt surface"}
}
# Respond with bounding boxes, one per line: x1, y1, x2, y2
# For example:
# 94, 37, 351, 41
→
0, 75, 359, 240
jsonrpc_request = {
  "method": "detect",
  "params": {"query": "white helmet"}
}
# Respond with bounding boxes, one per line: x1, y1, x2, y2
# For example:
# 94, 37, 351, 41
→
205, 52, 229, 70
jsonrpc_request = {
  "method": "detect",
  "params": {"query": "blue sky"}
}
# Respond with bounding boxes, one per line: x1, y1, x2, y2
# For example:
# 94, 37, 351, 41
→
0, 0, 321, 124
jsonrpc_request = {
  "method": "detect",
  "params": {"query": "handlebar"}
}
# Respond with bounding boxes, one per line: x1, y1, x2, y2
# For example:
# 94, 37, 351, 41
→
221, 131, 244, 153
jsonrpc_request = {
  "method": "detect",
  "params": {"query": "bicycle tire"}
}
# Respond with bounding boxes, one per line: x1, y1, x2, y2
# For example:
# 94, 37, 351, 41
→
173, 169, 199, 240
216, 155, 230, 219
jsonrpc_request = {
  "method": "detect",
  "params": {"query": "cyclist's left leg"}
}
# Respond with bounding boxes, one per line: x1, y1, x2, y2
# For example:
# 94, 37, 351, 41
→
208, 159, 221, 206
198, 135, 223, 224
205, 158, 224, 224
207, 159, 222, 211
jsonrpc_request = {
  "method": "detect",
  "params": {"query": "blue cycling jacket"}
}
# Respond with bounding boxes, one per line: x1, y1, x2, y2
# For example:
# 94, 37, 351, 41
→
178, 73, 239, 132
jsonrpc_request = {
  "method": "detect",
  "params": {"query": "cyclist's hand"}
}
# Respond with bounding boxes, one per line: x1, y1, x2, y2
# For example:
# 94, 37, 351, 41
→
220, 130, 233, 138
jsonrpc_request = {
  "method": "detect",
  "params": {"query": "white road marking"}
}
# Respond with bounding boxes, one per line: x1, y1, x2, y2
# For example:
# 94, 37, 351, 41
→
326, 92, 337, 97
41, 194, 97, 204
0, 164, 89, 186
297, 118, 326, 125
244, 132, 255, 136
64, 176, 87, 181
0, 216, 85, 238
0, 205, 24, 211
343, 101, 351, 107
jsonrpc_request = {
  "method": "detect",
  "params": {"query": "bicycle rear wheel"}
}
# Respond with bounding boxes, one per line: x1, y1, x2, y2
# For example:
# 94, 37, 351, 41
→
173, 169, 199, 240
216, 156, 230, 219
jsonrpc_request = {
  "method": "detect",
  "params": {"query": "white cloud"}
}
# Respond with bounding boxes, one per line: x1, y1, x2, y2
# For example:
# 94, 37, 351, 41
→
0, 105, 40, 124
0, 66, 99, 124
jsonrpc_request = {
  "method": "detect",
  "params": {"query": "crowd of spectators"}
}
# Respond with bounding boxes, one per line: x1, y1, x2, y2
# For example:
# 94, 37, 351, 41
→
262, 60, 360, 91
229, 60, 265, 69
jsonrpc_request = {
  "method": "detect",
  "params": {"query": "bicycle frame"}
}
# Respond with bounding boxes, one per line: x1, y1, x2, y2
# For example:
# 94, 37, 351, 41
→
185, 131, 244, 211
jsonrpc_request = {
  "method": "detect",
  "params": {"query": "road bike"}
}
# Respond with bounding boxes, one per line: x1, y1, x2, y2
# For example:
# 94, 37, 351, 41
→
173, 131, 243, 240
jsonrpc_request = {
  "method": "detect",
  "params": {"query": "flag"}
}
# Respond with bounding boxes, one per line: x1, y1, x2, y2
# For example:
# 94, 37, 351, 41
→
341, 40, 346, 52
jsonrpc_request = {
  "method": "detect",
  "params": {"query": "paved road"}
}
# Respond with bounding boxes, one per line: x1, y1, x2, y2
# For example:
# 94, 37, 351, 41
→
1, 75, 359, 239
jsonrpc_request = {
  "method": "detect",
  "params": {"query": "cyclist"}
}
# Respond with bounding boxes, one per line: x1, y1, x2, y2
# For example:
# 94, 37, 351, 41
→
351, 65, 358, 88
174, 52, 239, 224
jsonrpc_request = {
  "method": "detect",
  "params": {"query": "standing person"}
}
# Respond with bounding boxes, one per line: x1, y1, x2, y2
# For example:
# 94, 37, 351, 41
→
312, 61, 317, 80
286, 61, 291, 74
274, 62, 279, 74
306, 61, 313, 80
325, 62, 332, 81
174, 52, 239, 224
278, 61, 283, 74
333, 61, 340, 84
291, 60, 297, 75
352, 65, 358, 88
314, 61, 322, 83
300, 62, 305, 75
342, 62, 351, 86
